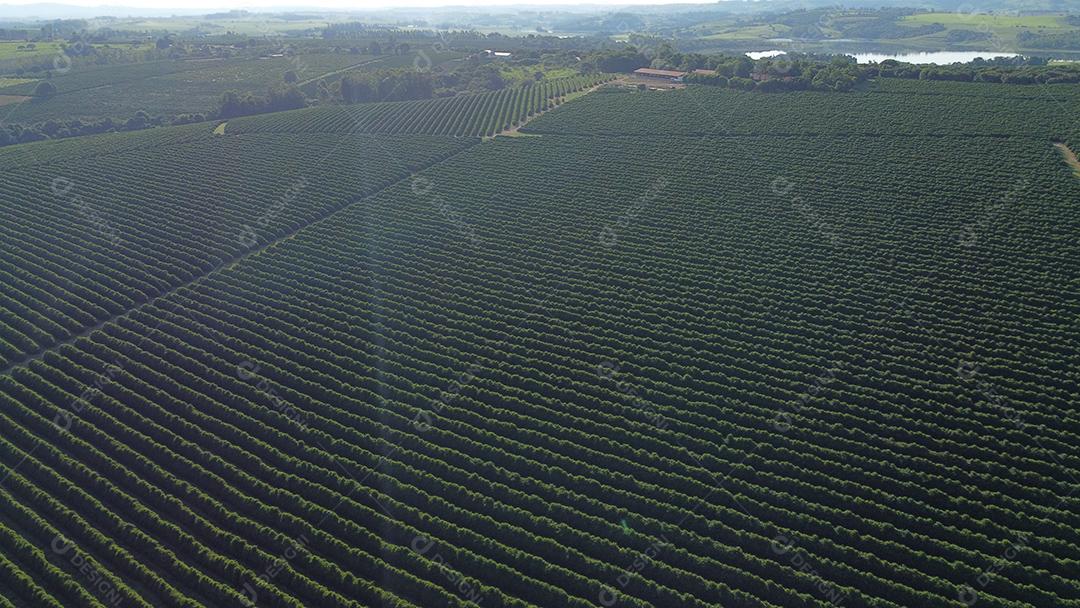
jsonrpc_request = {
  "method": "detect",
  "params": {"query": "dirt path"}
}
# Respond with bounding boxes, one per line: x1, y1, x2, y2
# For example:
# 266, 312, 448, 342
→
1053, 142, 1080, 177
494, 80, 613, 139
297, 57, 384, 87
0, 94, 29, 107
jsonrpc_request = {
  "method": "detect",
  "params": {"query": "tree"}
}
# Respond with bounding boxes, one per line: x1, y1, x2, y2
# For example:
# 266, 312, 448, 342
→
340, 73, 375, 103
283, 70, 298, 84
266, 85, 305, 112
33, 80, 57, 99
124, 110, 150, 130
217, 91, 246, 118
588, 47, 648, 74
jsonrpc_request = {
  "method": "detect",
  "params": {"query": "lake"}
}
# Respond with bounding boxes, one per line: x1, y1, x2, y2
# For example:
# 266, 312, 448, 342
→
850, 51, 1020, 64
744, 50, 1020, 64
745, 50, 787, 59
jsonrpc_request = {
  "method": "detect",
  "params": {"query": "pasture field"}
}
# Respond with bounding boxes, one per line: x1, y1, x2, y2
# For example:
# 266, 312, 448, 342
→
0, 76, 1077, 608
701, 24, 791, 41
119, 17, 344, 35
0, 42, 63, 61
900, 12, 1068, 29
0, 78, 36, 88
681, 10, 1080, 54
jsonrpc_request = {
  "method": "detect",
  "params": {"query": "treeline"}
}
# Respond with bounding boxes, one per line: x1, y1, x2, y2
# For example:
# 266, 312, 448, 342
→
322, 23, 606, 51
869, 56, 1080, 85
338, 71, 435, 104
1017, 29, 1080, 50
586, 46, 1080, 93
0, 111, 205, 147
3, 38, 177, 78
230, 74, 614, 137
335, 66, 520, 105
583, 47, 864, 92
0, 84, 300, 148
217, 85, 306, 119
685, 61, 863, 92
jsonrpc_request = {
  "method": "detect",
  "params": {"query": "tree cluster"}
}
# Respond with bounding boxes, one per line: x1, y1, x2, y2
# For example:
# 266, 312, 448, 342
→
217, 85, 306, 119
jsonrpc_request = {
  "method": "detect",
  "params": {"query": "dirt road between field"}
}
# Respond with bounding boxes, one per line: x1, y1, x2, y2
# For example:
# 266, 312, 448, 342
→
0, 94, 30, 107
495, 80, 612, 138
297, 57, 384, 87
1053, 142, 1080, 177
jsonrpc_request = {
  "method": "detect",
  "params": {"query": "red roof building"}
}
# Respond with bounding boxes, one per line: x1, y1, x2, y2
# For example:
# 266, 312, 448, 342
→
633, 68, 687, 81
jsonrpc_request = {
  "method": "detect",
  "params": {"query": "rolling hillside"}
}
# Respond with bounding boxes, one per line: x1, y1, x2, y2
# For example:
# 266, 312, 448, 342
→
0, 79, 1077, 608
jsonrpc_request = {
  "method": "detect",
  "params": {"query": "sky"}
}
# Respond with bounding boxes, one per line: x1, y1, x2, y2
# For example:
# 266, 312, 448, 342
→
0, 0, 723, 9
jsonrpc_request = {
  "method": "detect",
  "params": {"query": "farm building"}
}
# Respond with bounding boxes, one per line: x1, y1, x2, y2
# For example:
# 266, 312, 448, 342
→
633, 68, 687, 82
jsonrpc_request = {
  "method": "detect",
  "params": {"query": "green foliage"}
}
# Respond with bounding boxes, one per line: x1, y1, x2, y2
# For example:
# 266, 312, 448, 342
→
339, 69, 435, 104
524, 79, 1080, 138
232, 74, 613, 137
32, 79, 56, 98
582, 47, 649, 73
0, 62, 1077, 608
945, 29, 991, 44
0, 130, 475, 366
1017, 29, 1080, 49
0, 54, 370, 124
216, 84, 306, 119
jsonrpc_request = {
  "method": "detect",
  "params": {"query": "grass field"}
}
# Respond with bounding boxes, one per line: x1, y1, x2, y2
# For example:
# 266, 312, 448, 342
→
701, 23, 790, 41
0, 41, 63, 60
119, 17, 340, 35
0, 76, 1077, 608
901, 12, 1068, 29
0, 77, 36, 87
684, 10, 1080, 53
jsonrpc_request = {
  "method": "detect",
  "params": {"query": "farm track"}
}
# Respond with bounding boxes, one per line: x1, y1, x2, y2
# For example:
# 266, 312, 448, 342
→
226, 74, 615, 137
1053, 142, 1080, 175
296, 56, 384, 87
516, 130, 1043, 139
493, 81, 610, 138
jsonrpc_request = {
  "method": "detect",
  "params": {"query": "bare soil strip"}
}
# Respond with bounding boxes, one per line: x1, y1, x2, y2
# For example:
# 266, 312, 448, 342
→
297, 57, 384, 87
0, 94, 30, 107
1053, 142, 1080, 176
494, 81, 611, 138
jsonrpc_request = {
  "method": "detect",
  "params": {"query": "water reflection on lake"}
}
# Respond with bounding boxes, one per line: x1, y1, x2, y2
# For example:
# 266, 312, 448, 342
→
744, 49, 1020, 64
746, 50, 787, 59
850, 51, 1019, 64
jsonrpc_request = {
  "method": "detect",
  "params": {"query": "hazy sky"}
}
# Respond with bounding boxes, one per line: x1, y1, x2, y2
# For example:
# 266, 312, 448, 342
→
0, 0, 720, 8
